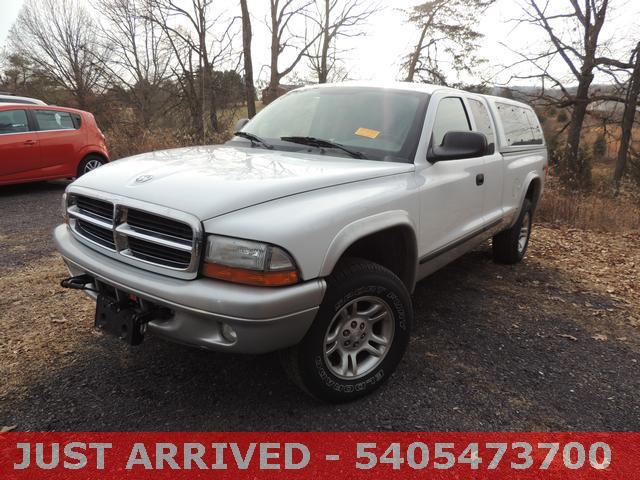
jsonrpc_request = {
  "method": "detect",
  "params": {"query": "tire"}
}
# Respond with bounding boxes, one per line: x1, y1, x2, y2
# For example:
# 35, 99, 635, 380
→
77, 154, 107, 177
281, 258, 412, 402
493, 198, 533, 264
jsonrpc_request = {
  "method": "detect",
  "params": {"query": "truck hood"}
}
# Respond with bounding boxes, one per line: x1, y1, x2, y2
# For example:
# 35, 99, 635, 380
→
73, 145, 414, 220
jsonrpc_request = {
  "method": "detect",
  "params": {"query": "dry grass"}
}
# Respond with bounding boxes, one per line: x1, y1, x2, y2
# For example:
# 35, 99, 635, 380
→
103, 102, 264, 160
537, 186, 640, 232
537, 167, 640, 232
0, 256, 96, 404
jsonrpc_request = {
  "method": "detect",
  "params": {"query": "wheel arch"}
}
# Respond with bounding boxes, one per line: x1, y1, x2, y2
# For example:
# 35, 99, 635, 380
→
319, 211, 418, 292
525, 175, 543, 210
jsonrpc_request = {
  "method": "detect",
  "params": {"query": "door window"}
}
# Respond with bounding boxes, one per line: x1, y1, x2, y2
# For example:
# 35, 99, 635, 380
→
467, 98, 496, 152
35, 110, 76, 131
0, 109, 29, 134
432, 97, 471, 146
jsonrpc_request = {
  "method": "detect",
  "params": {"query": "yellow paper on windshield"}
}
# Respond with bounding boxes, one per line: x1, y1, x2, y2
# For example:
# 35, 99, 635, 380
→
354, 127, 380, 139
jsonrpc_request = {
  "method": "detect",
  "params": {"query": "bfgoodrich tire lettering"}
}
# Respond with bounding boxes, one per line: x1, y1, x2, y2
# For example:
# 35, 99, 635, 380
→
281, 258, 412, 402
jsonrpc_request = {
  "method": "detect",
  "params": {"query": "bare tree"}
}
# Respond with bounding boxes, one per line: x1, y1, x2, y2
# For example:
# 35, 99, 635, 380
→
307, 0, 378, 84
613, 41, 640, 192
265, 0, 320, 103
9, 0, 109, 109
511, 0, 632, 188
97, 0, 173, 128
146, 0, 239, 138
240, 0, 256, 118
402, 0, 494, 86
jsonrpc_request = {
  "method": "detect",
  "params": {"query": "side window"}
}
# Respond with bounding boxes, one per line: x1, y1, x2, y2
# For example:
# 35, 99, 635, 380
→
0, 109, 29, 134
496, 102, 542, 146
71, 113, 82, 129
35, 109, 76, 131
524, 109, 544, 145
467, 98, 496, 153
432, 97, 470, 146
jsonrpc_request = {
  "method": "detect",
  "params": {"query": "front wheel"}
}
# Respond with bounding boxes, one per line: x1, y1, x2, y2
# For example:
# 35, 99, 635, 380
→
281, 258, 412, 402
77, 155, 107, 177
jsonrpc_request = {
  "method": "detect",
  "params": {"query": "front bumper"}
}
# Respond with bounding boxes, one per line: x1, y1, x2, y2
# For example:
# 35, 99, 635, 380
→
54, 225, 325, 353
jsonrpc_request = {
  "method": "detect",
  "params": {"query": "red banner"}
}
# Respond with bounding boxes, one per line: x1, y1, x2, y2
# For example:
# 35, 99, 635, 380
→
1, 432, 637, 479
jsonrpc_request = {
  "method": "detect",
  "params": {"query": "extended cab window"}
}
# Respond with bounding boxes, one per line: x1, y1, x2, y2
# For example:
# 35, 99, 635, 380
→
468, 98, 495, 152
496, 103, 543, 147
35, 110, 76, 131
0, 109, 29, 134
432, 97, 470, 146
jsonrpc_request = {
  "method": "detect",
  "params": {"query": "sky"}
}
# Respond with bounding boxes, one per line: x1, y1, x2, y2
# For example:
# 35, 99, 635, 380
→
1, 0, 639, 87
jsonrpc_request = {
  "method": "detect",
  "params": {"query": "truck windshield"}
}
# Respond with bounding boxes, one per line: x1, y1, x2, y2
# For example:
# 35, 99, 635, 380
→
237, 87, 429, 163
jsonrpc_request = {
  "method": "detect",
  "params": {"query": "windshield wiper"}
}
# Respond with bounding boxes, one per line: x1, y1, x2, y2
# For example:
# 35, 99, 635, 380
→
234, 131, 273, 150
280, 136, 366, 159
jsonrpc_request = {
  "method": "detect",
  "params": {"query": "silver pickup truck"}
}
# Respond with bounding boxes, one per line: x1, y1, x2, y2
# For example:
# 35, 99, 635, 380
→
55, 82, 547, 402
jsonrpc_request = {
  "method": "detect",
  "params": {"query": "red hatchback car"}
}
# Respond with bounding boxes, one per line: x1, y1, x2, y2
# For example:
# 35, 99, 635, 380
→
0, 103, 109, 186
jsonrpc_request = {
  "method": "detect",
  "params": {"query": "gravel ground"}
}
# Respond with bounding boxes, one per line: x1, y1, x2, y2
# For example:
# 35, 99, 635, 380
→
1, 181, 639, 431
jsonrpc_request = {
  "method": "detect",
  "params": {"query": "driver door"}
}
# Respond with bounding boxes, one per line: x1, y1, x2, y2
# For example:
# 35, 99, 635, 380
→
415, 94, 487, 267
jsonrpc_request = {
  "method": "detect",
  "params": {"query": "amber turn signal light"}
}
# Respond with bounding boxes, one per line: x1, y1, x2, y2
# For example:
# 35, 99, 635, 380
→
203, 262, 299, 287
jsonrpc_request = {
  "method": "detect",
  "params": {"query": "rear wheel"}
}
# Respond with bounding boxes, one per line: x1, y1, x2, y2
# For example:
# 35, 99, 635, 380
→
281, 258, 412, 402
77, 154, 106, 177
493, 198, 533, 264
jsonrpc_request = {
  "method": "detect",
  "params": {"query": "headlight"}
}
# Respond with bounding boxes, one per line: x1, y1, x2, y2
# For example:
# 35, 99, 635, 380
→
202, 235, 299, 287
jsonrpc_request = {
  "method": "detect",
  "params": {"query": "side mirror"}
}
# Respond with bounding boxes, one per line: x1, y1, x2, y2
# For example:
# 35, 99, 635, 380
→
235, 118, 250, 131
428, 131, 488, 162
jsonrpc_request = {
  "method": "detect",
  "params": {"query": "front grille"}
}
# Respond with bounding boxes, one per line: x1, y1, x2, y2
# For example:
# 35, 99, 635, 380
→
76, 196, 113, 221
67, 193, 201, 276
127, 237, 192, 269
76, 219, 116, 249
127, 209, 192, 241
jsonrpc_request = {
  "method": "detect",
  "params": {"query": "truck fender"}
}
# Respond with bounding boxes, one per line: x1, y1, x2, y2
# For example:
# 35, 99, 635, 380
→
318, 210, 418, 286
509, 172, 542, 228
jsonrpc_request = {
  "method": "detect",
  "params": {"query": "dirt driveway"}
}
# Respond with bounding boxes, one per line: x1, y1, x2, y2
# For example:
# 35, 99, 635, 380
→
1, 181, 639, 431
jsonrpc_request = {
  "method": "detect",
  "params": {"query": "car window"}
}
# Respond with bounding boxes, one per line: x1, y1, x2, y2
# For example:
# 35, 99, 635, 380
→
432, 97, 470, 146
467, 98, 495, 152
524, 109, 544, 145
35, 109, 76, 131
0, 109, 29, 134
496, 103, 543, 147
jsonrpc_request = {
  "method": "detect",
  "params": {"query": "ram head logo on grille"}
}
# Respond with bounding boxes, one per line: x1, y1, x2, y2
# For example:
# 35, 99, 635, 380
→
135, 174, 154, 183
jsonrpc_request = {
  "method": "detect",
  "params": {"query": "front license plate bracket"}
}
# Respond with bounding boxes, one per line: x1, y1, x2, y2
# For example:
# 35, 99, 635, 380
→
95, 294, 146, 345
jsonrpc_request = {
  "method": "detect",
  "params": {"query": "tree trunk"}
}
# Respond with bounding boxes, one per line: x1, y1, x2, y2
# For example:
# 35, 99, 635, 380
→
318, 0, 330, 83
198, 13, 218, 135
240, 0, 256, 118
613, 43, 640, 193
406, 24, 428, 82
563, 70, 594, 188
266, 0, 280, 104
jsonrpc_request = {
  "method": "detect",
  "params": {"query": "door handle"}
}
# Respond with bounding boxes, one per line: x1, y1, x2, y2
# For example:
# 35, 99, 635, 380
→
23, 140, 37, 146
476, 173, 485, 186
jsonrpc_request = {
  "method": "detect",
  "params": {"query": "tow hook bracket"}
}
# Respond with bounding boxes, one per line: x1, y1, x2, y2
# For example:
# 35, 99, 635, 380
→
61, 274, 95, 291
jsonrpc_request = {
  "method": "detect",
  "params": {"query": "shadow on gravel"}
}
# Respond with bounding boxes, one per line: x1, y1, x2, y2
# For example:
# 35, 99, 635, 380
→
2, 247, 638, 431
0, 180, 68, 198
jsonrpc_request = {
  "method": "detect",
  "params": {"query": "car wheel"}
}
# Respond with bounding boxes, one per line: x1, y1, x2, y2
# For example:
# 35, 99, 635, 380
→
493, 198, 533, 264
77, 155, 106, 177
281, 258, 412, 402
